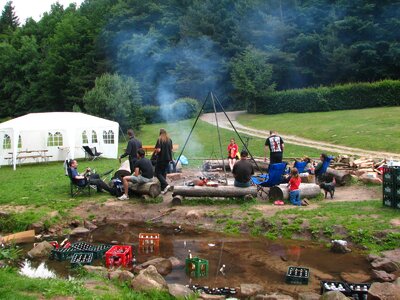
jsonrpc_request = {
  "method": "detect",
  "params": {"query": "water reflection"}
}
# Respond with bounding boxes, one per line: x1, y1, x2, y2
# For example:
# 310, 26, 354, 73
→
19, 259, 57, 279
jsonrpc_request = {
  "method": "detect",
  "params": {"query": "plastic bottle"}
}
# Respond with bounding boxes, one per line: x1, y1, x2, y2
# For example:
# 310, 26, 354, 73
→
188, 250, 192, 259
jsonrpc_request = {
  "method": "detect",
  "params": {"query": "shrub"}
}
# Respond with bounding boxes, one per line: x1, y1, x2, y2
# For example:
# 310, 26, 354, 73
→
256, 80, 400, 114
143, 98, 200, 123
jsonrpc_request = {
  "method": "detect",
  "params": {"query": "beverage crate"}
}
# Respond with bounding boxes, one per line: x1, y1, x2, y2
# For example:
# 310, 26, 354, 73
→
383, 166, 394, 183
105, 245, 133, 268
71, 241, 96, 252
383, 184, 395, 197
92, 244, 113, 259
50, 247, 77, 261
285, 266, 310, 285
320, 281, 351, 296
383, 194, 394, 208
185, 257, 209, 277
70, 252, 94, 267
348, 282, 371, 300
138, 233, 160, 248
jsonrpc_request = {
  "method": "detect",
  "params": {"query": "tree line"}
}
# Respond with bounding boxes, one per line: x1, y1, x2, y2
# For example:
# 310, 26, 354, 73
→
1, 0, 399, 128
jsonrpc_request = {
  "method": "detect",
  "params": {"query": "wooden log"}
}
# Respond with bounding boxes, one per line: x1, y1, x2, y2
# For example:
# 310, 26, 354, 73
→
269, 183, 322, 201
2, 230, 35, 244
325, 168, 352, 186
172, 185, 257, 198
203, 159, 269, 172
128, 181, 161, 198
171, 195, 183, 206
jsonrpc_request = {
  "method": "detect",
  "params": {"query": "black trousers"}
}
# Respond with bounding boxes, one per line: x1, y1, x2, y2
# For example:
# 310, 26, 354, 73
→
270, 152, 283, 164
88, 174, 113, 194
155, 161, 169, 190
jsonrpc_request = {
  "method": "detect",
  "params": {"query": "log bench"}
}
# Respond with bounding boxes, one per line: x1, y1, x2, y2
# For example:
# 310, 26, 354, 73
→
171, 185, 258, 205
141, 144, 180, 156
127, 181, 161, 198
268, 183, 322, 201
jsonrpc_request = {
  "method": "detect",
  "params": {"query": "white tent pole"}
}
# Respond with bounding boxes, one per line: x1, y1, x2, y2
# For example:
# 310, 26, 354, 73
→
12, 129, 19, 170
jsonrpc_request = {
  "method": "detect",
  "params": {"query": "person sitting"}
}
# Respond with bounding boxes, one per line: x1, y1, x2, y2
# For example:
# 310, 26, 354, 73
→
302, 156, 314, 174
69, 159, 113, 194
314, 153, 328, 182
232, 150, 254, 187
118, 149, 154, 201
227, 138, 239, 172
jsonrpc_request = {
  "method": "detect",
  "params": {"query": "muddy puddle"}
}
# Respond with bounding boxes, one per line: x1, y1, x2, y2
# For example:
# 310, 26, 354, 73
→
19, 224, 371, 295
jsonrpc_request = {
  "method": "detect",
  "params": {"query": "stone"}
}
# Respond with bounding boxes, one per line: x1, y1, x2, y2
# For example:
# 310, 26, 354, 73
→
83, 265, 108, 278
131, 265, 168, 292
367, 254, 381, 262
169, 256, 184, 269
340, 271, 371, 283
47, 211, 59, 218
320, 291, 349, 300
29, 222, 44, 234
141, 257, 172, 276
239, 283, 265, 298
83, 220, 98, 231
0, 211, 10, 217
27, 241, 53, 258
368, 282, 400, 300
255, 293, 294, 299
185, 210, 201, 220
371, 269, 397, 282
395, 278, 400, 286
70, 219, 81, 227
297, 292, 321, 300
381, 249, 400, 265
70, 227, 90, 236
199, 293, 225, 300
167, 283, 194, 299
330, 241, 351, 253
108, 270, 134, 282
371, 257, 399, 273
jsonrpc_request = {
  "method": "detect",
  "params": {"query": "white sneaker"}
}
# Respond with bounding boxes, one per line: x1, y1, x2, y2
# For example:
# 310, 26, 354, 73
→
162, 185, 171, 195
118, 194, 129, 201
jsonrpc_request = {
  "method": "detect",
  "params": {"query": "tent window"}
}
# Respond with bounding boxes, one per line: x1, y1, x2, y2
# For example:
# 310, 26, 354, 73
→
92, 130, 98, 143
3, 134, 11, 149
18, 135, 22, 148
103, 130, 114, 144
47, 132, 63, 146
82, 130, 88, 144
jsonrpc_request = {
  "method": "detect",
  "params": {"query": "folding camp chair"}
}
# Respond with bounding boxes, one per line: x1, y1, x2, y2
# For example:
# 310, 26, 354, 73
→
293, 161, 307, 173
251, 162, 287, 199
66, 165, 92, 197
315, 156, 333, 182
83, 146, 102, 160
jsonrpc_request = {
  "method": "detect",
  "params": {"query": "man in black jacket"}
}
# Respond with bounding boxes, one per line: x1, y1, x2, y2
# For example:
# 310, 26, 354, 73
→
119, 129, 142, 173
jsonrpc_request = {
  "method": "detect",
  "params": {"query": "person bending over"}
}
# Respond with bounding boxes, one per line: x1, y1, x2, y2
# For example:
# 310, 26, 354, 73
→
69, 160, 113, 194
118, 149, 153, 201
232, 150, 254, 187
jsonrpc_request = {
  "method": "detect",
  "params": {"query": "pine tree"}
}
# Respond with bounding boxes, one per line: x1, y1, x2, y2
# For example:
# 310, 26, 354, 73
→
0, 1, 20, 33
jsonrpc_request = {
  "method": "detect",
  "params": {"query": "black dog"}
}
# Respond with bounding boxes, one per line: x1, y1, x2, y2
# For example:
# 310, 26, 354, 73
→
319, 178, 336, 199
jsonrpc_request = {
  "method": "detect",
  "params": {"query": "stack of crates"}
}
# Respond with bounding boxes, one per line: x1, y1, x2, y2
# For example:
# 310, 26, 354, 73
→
383, 166, 400, 209
138, 233, 160, 255
185, 257, 209, 277
105, 245, 133, 268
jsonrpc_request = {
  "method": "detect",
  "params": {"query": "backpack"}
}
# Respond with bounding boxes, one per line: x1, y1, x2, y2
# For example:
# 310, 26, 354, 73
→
111, 179, 124, 197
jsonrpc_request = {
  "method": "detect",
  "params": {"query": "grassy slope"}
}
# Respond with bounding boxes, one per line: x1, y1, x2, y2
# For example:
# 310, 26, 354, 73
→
237, 106, 400, 153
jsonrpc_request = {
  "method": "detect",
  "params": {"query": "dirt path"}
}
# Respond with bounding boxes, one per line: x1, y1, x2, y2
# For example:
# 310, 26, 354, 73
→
200, 111, 400, 159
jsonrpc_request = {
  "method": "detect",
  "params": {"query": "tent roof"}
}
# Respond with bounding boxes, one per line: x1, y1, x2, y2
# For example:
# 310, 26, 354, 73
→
0, 112, 118, 132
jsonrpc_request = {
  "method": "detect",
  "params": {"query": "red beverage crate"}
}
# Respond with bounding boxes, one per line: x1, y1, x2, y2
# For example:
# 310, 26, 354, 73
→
139, 233, 160, 248
105, 245, 133, 268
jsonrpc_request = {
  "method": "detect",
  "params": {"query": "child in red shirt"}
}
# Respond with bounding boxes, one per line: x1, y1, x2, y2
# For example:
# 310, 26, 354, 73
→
288, 168, 301, 206
227, 138, 239, 172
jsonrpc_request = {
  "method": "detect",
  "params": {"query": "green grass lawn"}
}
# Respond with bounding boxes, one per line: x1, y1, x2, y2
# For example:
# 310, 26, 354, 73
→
237, 106, 400, 153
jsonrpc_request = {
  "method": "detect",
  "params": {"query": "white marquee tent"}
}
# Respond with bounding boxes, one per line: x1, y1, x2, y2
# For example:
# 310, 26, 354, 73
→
0, 112, 119, 170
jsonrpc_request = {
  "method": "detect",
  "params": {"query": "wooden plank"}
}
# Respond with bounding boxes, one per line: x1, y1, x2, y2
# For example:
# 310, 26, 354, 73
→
2, 229, 35, 244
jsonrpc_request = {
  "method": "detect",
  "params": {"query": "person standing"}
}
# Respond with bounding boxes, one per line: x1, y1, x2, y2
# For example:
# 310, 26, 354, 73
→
154, 128, 173, 194
227, 138, 239, 172
118, 149, 154, 201
232, 150, 254, 187
288, 168, 301, 206
264, 130, 284, 164
119, 129, 142, 174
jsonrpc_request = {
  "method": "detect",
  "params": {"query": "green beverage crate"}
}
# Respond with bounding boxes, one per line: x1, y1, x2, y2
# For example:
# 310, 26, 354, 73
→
51, 247, 77, 261
383, 194, 394, 208
185, 257, 209, 277
70, 252, 94, 267
92, 244, 113, 259
285, 266, 310, 285
71, 241, 96, 252
383, 184, 395, 197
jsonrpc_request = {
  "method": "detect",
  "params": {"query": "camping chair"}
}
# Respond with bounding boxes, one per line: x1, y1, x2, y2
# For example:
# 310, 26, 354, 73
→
293, 161, 307, 174
66, 163, 92, 197
251, 162, 288, 199
83, 146, 102, 160
315, 156, 333, 182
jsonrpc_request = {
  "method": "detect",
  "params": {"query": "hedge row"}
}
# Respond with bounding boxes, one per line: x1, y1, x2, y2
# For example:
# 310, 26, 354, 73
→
255, 80, 400, 114
143, 97, 200, 124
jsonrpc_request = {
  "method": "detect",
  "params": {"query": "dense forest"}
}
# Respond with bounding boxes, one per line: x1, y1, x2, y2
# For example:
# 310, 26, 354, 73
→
0, 0, 399, 127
